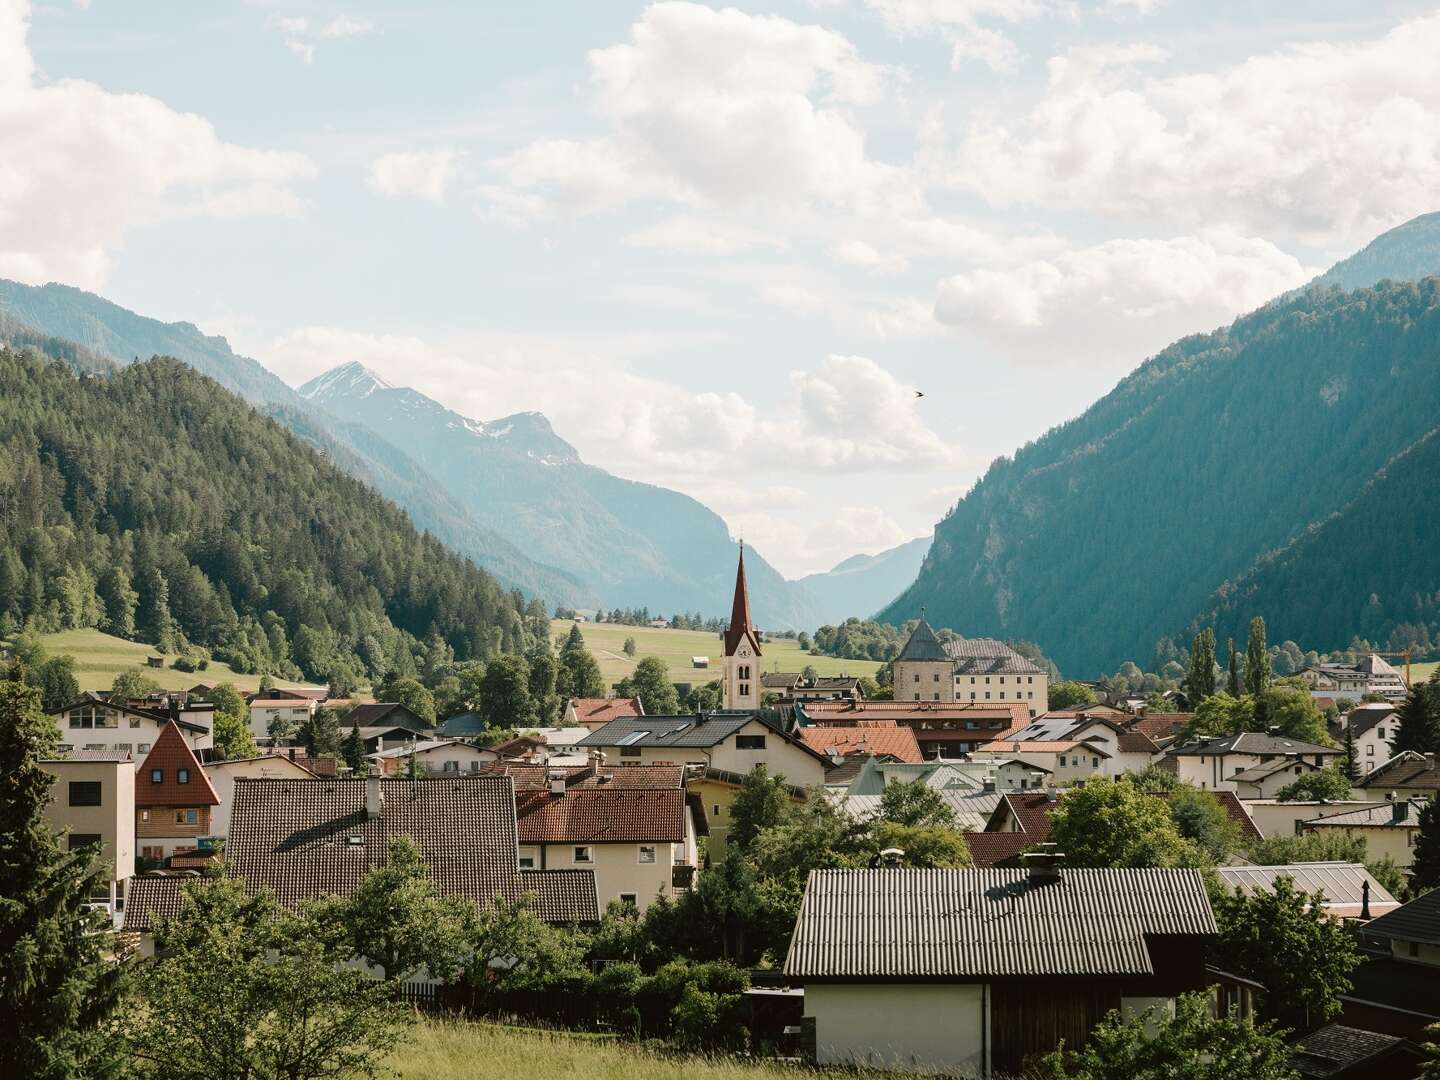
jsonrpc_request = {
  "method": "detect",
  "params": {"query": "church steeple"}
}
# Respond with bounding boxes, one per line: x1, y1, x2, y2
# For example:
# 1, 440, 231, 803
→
722, 543, 761, 709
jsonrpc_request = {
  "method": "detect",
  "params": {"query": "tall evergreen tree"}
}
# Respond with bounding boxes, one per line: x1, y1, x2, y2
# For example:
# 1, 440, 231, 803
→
1185, 628, 1217, 702
1226, 637, 1241, 697
1341, 721, 1359, 782
1244, 616, 1271, 698
342, 722, 367, 774
1412, 798, 1440, 893
1392, 683, 1440, 756
0, 680, 125, 1079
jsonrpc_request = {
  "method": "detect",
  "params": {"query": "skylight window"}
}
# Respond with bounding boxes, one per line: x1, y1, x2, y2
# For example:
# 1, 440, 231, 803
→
617, 731, 649, 746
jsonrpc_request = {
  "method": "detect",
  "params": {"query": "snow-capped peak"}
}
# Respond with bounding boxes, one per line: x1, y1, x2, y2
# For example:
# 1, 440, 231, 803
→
298, 361, 394, 401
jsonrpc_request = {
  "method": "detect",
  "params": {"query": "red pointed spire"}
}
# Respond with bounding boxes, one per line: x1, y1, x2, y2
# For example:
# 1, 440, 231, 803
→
724, 542, 762, 657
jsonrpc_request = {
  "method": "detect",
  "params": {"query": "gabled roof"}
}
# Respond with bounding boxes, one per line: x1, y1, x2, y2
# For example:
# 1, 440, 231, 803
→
1229, 756, 1324, 782
1216, 863, 1399, 918
761, 673, 802, 690
1353, 751, 1440, 791
489, 765, 690, 844
136, 721, 220, 808
977, 739, 1111, 757
437, 711, 486, 737
227, 775, 598, 923
51, 692, 210, 735
1291, 1025, 1419, 1079
1344, 703, 1399, 738
799, 721, 923, 764
1169, 732, 1340, 757
567, 696, 645, 725
343, 702, 430, 733
895, 618, 948, 662
576, 712, 822, 758
1358, 885, 1440, 946
123, 874, 189, 932
784, 868, 1217, 979
961, 831, 1036, 867
943, 638, 1045, 675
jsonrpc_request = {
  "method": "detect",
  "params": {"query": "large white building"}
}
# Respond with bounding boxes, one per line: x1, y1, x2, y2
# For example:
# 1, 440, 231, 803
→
890, 619, 1049, 714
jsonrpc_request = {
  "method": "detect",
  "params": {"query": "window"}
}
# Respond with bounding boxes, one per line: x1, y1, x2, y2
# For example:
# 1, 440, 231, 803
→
1058, 756, 1067, 767
638, 845, 657, 864
985, 677, 991, 685
739, 683, 750, 697
618, 893, 638, 909
970, 677, 976, 684
129, 717, 141, 728
984, 692, 990, 700
713, 804, 722, 816
177, 768, 190, 785
176, 809, 198, 825
1028, 692, 1034, 699
912, 673, 920, 683
1377, 728, 1386, 740
1367, 744, 1375, 756
1092, 758, 1100, 769
141, 845, 164, 861
735, 734, 766, 750
932, 693, 940, 701
517, 853, 536, 869
738, 665, 750, 680
150, 769, 163, 784
933, 672, 940, 682
69, 781, 102, 807
969, 692, 976, 700
138, 743, 151, 754
1028, 677, 1033, 684
620, 746, 642, 758
1000, 677, 1005, 684
573, 846, 593, 864
442, 760, 459, 773
68, 833, 102, 852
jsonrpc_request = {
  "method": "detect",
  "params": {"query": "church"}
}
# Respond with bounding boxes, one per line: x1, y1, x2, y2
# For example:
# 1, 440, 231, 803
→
721, 545, 762, 710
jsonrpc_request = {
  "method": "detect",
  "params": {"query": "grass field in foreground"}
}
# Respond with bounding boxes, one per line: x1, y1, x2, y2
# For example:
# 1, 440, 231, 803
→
390, 1019, 903, 1080
22, 628, 322, 694
552, 619, 882, 687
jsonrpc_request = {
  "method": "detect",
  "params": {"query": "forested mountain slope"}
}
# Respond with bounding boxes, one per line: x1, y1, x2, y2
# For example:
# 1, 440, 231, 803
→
1192, 427, 1440, 656
882, 277, 1440, 676
1313, 212, 1440, 290
0, 350, 545, 685
300, 363, 822, 630
0, 280, 587, 605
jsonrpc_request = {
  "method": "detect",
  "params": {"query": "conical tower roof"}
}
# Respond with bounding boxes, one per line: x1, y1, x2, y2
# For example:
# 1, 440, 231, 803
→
896, 617, 948, 662
723, 544, 762, 657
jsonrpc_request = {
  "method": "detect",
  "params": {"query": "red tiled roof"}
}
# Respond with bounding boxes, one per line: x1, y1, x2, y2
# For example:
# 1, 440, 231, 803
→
486, 764, 685, 791
491, 765, 690, 844
963, 831, 1034, 868
1127, 715, 1192, 741
136, 721, 219, 808
798, 722, 923, 763
994, 791, 1058, 836
802, 701, 1030, 727
569, 697, 645, 725
1116, 731, 1162, 754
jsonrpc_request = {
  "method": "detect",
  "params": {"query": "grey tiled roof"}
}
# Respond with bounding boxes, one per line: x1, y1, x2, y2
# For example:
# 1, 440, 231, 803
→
1169, 732, 1340, 757
1291, 1025, 1413, 1078
1354, 751, 1440, 791
343, 703, 430, 733
784, 867, 1216, 979
1304, 800, 1427, 829
1230, 757, 1319, 782
1357, 884, 1440, 946
124, 874, 191, 932
943, 638, 1045, 675
227, 776, 597, 923
896, 619, 948, 662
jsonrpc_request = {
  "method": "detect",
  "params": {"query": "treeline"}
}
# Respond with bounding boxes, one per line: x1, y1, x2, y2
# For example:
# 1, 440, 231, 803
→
555, 606, 726, 633
808, 617, 1058, 675
0, 350, 543, 687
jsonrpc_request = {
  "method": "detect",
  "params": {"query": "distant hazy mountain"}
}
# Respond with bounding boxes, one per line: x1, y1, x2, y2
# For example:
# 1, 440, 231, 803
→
797, 536, 931, 626
1311, 212, 1440, 291
882, 269, 1440, 676
300, 362, 821, 630
0, 279, 588, 606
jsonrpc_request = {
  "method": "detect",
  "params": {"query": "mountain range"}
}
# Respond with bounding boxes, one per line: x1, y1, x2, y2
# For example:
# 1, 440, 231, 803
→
0, 280, 925, 630
882, 213, 1440, 676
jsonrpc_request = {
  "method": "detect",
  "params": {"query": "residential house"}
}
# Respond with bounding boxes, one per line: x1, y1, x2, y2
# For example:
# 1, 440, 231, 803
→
1303, 799, 1430, 868
437, 711, 486, 739
888, 618, 1049, 713
1298, 656, 1409, 704
368, 739, 499, 776
1244, 799, 1385, 839
255, 745, 337, 776
204, 755, 317, 838
788, 677, 864, 704
798, 699, 1029, 760
1342, 887, 1440, 1039
760, 672, 802, 697
1124, 713, 1193, 753
1229, 755, 1332, 799
784, 865, 1217, 1074
799, 720, 923, 764
40, 751, 135, 914
341, 702, 430, 737
485, 763, 705, 910
50, 693, 213, 756
1291, 1025, 1426, 1080
1344, 704, 1401, 772
1353, 752, 1440, 801
135, 721, 222, 865
563, 696, 645, 730
834, 759, 1005, 831
576, 712, 827, 855
974, 738, 1112, 784
127, 773, 600, 958
247, 694, 318, 741
1215, 863, 1401, 919
1166, 733, 1341, 793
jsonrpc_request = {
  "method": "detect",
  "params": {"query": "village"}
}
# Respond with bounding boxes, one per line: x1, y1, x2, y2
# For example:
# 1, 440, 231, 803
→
24, 548, 1440, 1078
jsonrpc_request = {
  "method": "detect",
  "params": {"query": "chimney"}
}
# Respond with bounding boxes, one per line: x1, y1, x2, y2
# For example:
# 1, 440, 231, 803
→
366, 772, 382, 819
288, 747, 296, 762
1392, 800, 1409, 823
1022, 844, 1065, 884
1360, 878, 1372, 920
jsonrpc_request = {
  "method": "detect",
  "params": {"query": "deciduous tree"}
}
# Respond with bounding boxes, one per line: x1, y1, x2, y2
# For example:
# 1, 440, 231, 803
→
1048, 681, 1098, 710
1186, 627, 1217, 702
1275, 767, 1353, 803
617, 656, 679, 715
111, 667, 160, 701
1047, 777, 1204, 868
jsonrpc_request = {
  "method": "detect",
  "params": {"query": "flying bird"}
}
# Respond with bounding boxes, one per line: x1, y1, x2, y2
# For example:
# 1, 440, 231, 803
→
914, 390, 925, 398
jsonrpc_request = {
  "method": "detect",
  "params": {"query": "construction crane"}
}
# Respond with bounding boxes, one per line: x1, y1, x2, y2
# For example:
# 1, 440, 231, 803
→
1360, 647, 1414, 687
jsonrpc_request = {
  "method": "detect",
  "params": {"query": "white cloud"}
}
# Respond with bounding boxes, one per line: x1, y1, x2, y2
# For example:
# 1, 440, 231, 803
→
862, 0, 1046, 73
0, 0, 314, 289
319, 15, 373, 38
484, 2, 914, 222
624, 215, 784, 256
366, 147, 461, 203
271, 11, 372, 63
285, 39, 315, 64
934, 230, 1314, 367
830, 239, 908, 274
941, 13, 1440, 245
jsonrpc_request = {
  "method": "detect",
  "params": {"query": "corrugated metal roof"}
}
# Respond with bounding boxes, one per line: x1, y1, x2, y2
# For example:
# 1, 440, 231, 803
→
784, 867, 1216, 980
1216, 863, 1398, 911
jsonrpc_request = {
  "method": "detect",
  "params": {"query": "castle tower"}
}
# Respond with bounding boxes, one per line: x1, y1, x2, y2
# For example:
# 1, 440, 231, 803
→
891, 614, 956, 703
722, 545, 762, 710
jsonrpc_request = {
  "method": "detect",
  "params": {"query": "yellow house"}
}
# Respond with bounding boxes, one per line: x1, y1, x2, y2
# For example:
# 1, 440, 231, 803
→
40, 750, 136, 915
1303, 798, 1429, 867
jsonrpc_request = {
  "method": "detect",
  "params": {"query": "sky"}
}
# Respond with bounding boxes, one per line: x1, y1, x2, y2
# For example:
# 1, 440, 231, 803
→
5, 0, 1440, 577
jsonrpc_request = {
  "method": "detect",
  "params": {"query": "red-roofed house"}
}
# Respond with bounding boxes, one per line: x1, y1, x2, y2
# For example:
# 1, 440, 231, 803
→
799, 700, 1029, 759
484, 763, 705, 910
798, 720, 924, 764
565, 696, 645, 730
136, 720, 221, 866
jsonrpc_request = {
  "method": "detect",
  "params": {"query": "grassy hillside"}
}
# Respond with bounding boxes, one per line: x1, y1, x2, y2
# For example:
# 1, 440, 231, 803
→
25, 629, 321, 694
553, 620, 882, 688
389, 1020, 904, 1079
1410, 661, 1439, 685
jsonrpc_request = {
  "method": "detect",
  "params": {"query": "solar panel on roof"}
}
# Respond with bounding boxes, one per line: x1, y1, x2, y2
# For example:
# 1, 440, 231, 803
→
616, 731, 649, 746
